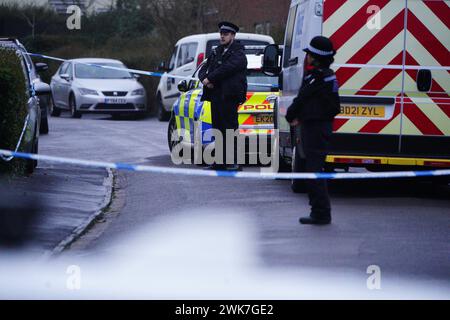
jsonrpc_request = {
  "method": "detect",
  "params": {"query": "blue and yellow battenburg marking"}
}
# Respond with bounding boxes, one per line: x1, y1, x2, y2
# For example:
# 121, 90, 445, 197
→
172, 90, 279, 145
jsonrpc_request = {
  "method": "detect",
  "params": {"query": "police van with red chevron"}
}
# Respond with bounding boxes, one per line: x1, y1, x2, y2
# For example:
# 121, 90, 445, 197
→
262, 0, 450, 180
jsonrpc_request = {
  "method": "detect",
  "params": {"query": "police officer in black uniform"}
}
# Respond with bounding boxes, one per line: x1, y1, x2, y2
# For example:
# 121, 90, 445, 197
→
285, 36, 341, 225
199, 22, 248, 171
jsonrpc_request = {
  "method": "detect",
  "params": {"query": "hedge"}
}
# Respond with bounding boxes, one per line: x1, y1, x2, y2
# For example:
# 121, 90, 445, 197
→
0, 48, 29, 175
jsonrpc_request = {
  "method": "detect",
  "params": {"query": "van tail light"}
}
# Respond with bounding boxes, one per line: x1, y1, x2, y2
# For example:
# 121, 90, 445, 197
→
333, 158, 381, 165
424, 161, 450, 168
197, 53, 205, 67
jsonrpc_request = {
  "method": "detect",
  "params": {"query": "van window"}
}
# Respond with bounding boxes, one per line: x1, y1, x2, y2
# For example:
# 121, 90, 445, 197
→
247, 70, 279, 92
292, 5, 306, 52
283, 5, 298, 68
177, 43, 198, 68
168, 45, 178, 72
206, 40, 271, 57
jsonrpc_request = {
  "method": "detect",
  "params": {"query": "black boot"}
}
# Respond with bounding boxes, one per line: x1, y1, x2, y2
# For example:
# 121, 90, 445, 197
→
226, 164, 242, 171
204, 164, 226, 171
299, 216, 331, 225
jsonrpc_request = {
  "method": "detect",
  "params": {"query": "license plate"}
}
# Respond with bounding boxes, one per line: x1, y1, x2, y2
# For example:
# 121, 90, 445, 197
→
254, 114, 274, 124
105, 98, 127, 104
339, 105, 385, 118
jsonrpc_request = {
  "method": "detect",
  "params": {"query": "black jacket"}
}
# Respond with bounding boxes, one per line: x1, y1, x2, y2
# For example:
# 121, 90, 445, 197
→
286, 68, 341, 122
199, 41, 248, 103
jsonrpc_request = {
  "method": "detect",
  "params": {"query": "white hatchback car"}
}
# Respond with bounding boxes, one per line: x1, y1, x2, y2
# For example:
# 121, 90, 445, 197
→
50, 58, 147, 118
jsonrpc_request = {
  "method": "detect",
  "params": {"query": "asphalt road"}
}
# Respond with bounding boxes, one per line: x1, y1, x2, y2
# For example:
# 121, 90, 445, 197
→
42, 112, 450, 297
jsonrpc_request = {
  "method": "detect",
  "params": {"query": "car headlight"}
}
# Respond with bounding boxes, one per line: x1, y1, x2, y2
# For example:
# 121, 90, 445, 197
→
131, 89, 145, 96
79, 88, 98, 96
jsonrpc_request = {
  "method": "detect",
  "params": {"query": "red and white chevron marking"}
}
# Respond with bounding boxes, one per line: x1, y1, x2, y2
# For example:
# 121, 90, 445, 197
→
323, 0, 450, 136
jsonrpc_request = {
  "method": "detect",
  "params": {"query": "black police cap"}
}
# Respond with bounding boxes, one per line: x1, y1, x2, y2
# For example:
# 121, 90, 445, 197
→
303, 36, 336, 57
218, 21, 239, 34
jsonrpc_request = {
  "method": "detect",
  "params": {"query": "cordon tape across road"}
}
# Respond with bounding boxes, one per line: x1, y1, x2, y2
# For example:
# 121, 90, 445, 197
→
3, 52, 448, 181
1, 149, 449, 180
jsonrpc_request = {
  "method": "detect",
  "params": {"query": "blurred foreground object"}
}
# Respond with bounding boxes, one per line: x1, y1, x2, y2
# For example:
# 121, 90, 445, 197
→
0, 184, 40, 246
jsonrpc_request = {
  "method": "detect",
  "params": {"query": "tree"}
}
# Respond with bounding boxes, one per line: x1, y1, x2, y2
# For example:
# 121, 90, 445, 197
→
145, 0, 231, 45
17, 4, 55, 39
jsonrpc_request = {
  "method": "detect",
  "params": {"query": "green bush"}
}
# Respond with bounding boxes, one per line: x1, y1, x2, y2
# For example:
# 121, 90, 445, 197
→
0, 48, 28, 175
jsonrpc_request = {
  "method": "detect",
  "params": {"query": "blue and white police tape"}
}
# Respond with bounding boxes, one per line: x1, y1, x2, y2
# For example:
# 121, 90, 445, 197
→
26, 52, 279, 89
1, 149, 449, 180
0, 115, 29, 162
27, 53, 166, 78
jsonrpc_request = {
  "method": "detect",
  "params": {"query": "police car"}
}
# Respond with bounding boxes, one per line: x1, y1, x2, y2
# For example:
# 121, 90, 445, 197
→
167, 51, 279, 163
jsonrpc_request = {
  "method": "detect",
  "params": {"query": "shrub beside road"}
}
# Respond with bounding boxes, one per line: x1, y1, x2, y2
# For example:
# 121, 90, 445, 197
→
0, 48, 29, 175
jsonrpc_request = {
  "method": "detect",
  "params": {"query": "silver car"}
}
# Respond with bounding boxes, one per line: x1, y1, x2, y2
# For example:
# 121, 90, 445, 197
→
50, 58, 147, 118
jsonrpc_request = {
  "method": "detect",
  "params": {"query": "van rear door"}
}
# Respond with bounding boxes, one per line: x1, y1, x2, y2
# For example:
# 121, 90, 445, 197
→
324, 0, 407, 156
161, 45, 179, 109
400, 0, 450, 159
163, 42, 198, 109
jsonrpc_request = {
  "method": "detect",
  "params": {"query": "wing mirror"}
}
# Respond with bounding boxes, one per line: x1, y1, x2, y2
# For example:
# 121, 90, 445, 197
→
34, 82, 51, 96
262, 44, 282, 76
177, 80, 189, 92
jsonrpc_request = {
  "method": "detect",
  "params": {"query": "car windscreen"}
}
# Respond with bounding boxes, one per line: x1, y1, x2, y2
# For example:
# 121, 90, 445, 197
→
206, 40, 270, 57
247, 70, 278, 92
75, 63, 132, 79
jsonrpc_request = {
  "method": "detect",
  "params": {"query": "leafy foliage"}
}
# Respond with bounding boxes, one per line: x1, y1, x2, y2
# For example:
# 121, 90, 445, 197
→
0, 49, 29, 175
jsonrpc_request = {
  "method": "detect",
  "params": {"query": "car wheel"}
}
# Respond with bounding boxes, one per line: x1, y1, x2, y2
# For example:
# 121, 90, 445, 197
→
167, 115, 183, 153
278, 153, 291, 172
33, 140, 38, 169
272, 137, 290, 173
69, 94, 82, 119
40, 113, 49, 135
291, 145, 307, 193
192, 120, 206, 166
157, 94, 170, 122
50, 96, 61, 117
25, 138, 38, 175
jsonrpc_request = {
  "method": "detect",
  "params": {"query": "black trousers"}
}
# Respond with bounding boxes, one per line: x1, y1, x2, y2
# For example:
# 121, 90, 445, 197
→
300, 120, 333, 219
210, 96, 239, 165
